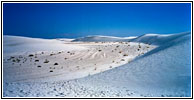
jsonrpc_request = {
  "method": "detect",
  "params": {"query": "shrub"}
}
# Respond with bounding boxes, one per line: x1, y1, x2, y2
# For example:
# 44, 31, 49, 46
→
50, 54, 54, 56
10, 56, 15, 59
121, 59, 125, 61
28, 54, 34, 57
44, 59, 49, 63
58, 52, 61, 54
94, 67, 97, 70
123, 54, 128, 56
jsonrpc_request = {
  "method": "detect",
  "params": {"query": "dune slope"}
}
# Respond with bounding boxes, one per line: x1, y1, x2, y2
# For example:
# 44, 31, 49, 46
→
3, 32, 191, 97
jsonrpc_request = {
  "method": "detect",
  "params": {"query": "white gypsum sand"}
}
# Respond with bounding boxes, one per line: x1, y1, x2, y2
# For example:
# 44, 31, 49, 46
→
3, 36, 156, 82
3, 32, 191, 97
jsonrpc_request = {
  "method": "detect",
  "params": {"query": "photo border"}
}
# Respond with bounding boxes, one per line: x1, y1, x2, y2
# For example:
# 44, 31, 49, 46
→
1, 1, 193, 99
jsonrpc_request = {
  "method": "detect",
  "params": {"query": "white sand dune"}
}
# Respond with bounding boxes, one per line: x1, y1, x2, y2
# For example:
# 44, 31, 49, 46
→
3, 37, 155, 82
72, 35, 136, 42
3, 32, 191, 97
3, 35, 86, 56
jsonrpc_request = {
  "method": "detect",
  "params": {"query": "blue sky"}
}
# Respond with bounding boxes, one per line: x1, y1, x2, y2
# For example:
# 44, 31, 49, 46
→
3, 3, 191, 39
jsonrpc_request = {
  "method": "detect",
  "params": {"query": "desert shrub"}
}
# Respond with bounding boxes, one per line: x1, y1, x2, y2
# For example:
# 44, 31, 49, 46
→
58, 52, 61, 54
10, 56, 15, 59
44, 59, 49, 63
16, 59, 20, 63
28, 54, 34, 57
123, 54, 128, 56
138, 43, 141, 48
70, 53, 75, 55
37, 65, 41, 67
121, 59, 125, 61
94, 67, 97, 70
50, 54, 54, 56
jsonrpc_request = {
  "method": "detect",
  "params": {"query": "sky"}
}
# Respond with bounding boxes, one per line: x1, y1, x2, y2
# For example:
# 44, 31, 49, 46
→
3, 3, 191, 39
